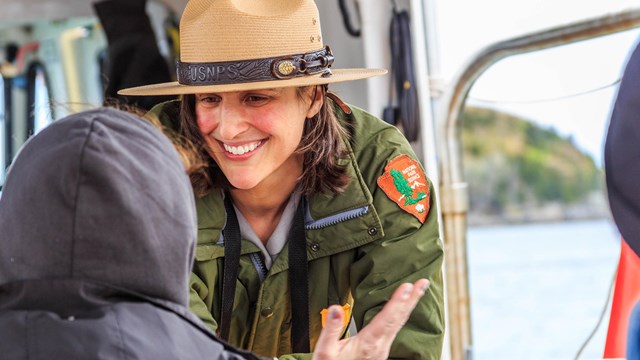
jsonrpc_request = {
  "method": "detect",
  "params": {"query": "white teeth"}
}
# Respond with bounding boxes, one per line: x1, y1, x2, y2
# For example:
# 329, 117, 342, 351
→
223, 140, 261, 155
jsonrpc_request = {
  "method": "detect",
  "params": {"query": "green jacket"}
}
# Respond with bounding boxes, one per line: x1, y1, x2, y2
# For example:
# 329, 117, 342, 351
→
150, 100, 444, 360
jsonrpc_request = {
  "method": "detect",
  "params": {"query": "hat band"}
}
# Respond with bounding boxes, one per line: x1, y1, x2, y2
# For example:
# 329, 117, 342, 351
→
176, 46, 334, 86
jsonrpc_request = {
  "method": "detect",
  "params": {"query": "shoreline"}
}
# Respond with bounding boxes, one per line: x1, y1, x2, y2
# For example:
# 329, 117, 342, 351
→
467, 212, 612, 228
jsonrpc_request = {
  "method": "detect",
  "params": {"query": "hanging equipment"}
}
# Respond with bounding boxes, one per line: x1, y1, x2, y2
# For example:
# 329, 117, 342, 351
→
338, 0, 361, 37
384, 4, 420, 142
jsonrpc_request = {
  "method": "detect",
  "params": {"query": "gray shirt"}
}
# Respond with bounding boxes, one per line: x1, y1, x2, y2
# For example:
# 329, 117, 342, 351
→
234, 192, 301, 270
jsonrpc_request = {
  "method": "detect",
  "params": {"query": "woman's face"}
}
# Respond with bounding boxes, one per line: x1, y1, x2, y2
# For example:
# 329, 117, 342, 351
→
195, 87, 321, 191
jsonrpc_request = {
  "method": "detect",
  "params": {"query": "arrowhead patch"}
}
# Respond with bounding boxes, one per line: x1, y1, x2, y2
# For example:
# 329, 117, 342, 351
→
320, 303, 351, 330
377, 154, 430, 223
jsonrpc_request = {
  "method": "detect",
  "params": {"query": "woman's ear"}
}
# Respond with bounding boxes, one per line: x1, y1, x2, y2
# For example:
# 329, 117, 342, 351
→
306, 85, 324, 118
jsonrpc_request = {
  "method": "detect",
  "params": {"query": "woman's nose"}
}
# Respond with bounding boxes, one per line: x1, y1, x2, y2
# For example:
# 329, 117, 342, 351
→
216, 102, 250, 140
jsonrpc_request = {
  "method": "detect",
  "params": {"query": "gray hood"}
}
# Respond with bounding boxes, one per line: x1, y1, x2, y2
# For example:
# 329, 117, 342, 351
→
0, 108, 196, 307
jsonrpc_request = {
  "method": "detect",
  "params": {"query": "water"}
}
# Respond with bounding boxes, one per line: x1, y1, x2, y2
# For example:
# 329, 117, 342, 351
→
467, 219, 621, 360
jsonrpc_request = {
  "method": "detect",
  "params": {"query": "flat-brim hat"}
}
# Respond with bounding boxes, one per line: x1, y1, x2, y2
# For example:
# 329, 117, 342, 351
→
118, 0, 386, 96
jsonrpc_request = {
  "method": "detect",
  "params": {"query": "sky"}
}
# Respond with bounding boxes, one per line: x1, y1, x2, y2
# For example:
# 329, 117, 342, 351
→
433, 0, 640, 166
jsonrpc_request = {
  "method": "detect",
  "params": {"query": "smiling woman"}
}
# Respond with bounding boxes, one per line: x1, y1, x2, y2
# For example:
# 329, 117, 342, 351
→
122, 0, 445, 359
192, 87, 311, 193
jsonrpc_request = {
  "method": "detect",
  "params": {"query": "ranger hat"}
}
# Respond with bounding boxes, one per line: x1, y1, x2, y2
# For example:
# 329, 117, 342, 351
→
118, 0, 386, 96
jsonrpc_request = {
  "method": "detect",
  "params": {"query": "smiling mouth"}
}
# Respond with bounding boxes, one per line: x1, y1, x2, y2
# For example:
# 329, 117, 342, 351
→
222, 140, 263, 155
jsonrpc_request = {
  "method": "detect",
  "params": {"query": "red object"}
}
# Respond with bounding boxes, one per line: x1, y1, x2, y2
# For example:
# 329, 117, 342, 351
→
604, 238, 640, 358
15, 42, 39, 71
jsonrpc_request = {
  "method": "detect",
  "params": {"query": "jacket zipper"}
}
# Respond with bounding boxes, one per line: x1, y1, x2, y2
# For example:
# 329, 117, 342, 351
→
305, 205, 369, 230
246, 205, 370, 281
250, 253, 268, 282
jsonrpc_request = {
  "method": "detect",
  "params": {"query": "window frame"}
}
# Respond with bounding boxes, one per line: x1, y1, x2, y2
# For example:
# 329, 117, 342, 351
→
26, 61, 54, 136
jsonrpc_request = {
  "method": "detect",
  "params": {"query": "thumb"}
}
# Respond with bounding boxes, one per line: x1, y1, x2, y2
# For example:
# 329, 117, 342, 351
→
312, 305, 345, 360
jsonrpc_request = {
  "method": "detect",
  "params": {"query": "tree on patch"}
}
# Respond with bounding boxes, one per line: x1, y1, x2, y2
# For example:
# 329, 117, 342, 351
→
391, 169, 427, 206
392, 169, 413, 198
406, 191, 426, 206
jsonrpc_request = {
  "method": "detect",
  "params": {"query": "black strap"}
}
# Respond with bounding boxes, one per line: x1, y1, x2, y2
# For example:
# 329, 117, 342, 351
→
337, 0, 361, 37
387, 7, 420, 141
219, 195, 310, 352
220, 194, 241, 342
288, 197, 310, 353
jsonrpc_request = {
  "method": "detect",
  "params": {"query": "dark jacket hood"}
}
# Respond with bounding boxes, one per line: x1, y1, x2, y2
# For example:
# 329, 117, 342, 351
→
605, 42, 640, 256
0, 108, 196, 307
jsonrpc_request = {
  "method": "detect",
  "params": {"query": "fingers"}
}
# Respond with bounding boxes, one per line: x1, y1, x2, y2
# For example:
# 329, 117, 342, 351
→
312, 305, 345, 360
313, 280, 430, 360
361, 279, 430, 341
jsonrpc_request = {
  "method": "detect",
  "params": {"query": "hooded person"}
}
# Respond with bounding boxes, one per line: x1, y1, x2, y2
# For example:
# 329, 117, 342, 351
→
119, 0, 445, 358
0, 108, 263, 360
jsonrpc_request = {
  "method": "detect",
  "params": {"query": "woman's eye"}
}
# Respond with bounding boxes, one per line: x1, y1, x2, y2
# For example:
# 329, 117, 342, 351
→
198, 95, 220, 104
245, 95, 269, 104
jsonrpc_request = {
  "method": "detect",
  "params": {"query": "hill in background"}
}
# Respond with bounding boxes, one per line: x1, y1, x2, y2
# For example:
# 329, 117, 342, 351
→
462, 106, 608, 225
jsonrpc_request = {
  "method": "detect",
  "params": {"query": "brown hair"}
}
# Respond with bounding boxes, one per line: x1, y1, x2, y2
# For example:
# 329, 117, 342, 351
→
296, 86, 351, 195
178, 86, 351, 197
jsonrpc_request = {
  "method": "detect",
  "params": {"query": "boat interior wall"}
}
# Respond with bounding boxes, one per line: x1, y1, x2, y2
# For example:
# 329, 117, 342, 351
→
317, 0, 429, 162
317, 0, 413, 122
0, 0, 187, 24
0, 1, 184, 186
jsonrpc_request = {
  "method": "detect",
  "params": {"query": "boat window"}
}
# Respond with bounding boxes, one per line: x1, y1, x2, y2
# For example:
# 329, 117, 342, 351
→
26, 62, 54, 136
462, 32, 636, 359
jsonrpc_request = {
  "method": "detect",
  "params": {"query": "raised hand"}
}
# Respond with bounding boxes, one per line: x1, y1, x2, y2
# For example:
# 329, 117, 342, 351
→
312, 279, 430, 360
